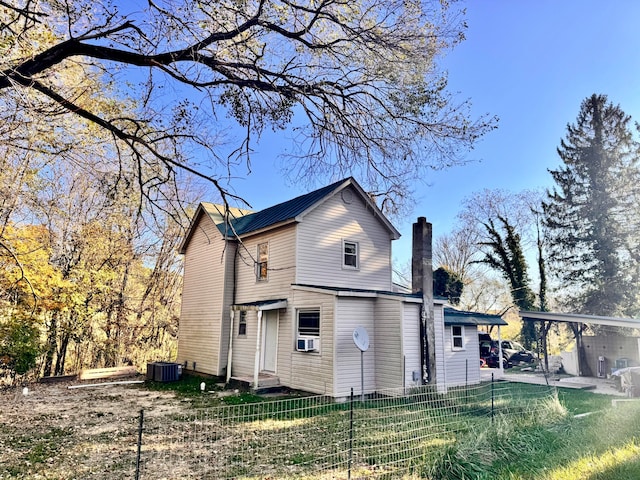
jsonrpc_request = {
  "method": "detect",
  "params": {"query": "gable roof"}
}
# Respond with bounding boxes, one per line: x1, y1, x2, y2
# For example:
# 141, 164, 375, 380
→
444, 307, 508, 327
180, 177, 400, 253
178, 202, 254, 254
218, 178, 350, 237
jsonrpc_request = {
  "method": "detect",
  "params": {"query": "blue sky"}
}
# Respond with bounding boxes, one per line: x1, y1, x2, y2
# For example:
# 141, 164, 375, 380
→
206, 1, 640, 267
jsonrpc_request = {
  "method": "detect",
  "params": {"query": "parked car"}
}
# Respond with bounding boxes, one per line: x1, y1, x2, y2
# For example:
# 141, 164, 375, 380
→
479, 333, 492, 359
485, 341, 511, 369
501, 340, 535, 364
479, 334, 510, 369
479, 334, 535, 368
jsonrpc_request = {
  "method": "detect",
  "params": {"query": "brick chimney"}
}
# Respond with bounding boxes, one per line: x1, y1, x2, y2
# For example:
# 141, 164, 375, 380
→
412, 217, 436, 384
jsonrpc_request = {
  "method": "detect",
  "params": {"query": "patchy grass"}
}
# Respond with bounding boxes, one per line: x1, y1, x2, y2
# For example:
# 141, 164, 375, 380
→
2, 378, 639, 479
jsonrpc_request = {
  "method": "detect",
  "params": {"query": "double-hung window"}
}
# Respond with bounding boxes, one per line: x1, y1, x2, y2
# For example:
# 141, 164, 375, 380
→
343, 240, 358, 269
238, 311, 247, 336
297, 309, 320, 337
257, 243, 268, 281
451, 325, 464, 350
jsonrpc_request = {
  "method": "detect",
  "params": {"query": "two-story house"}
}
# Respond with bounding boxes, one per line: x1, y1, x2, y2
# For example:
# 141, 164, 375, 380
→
177, 177, 505, 397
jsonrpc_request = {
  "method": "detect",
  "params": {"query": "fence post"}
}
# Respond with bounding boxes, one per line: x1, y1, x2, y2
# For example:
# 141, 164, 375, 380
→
135, 409, 144, 480
465, 359, 468, 404
491, 373, 494, 424
348, 388, 354, 480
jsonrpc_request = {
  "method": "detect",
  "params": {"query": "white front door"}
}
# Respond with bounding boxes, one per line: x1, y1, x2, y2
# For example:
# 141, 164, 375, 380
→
262, 311, 278, 372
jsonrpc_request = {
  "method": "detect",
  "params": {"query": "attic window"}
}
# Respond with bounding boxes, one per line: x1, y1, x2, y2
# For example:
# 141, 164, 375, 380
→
452, 325, 464, 350
257, 243, 268, 281
343, 240, 358, 269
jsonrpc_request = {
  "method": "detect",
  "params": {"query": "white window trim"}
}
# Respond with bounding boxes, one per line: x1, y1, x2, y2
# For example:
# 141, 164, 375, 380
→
342, 239, 359, 270
238, 311, 247, 336
296, 308, 321, 353
451, 325, 465, 351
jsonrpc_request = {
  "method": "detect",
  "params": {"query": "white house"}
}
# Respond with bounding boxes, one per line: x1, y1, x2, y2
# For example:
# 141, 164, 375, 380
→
177, 177, 504, 397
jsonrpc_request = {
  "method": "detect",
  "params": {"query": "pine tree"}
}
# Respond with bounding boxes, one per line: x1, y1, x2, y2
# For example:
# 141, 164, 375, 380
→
543, 94, 640, 318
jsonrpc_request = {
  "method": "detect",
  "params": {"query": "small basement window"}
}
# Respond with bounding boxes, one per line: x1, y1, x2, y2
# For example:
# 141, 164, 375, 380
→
452, 325, 464, 350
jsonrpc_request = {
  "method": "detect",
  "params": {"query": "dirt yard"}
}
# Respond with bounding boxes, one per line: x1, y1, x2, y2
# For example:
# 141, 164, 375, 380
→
0, 376, 186, 479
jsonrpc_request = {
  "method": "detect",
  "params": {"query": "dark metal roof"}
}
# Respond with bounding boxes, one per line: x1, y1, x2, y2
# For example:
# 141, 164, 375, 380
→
444, 307, 507, 326
218, 178, 349, 237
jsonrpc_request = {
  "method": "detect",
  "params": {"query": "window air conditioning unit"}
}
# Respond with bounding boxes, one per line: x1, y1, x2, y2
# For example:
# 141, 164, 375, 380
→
297, 337, 318, 352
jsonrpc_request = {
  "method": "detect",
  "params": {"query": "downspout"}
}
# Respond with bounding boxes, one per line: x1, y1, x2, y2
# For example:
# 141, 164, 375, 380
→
226, 240, 239, 382
226, 309, 234, 383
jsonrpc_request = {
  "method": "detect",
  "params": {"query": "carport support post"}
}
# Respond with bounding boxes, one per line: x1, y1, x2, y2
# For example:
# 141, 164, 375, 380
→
498, 326, 504, 376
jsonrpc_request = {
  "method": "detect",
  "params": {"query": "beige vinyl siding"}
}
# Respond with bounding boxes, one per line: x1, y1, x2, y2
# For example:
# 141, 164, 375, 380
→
433, 304, 447, 390
288, 289, 335, 395
230, 309, 259, 377
234, 225, 297, 304
374, 298, 403, 390
444, 325, 481, 387
335, 297, 376, 397
177, 217, 227, 375
275, 307, 292, 386
296, 186, 393, 291
402, 303, 422, 388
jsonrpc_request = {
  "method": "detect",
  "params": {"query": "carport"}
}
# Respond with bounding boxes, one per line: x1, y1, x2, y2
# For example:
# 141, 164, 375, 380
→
519, 310, 640, 377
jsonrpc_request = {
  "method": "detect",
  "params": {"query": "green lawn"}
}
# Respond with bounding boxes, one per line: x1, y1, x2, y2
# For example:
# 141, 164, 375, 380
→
144, 376, 640, 479
465, 388, 640, 480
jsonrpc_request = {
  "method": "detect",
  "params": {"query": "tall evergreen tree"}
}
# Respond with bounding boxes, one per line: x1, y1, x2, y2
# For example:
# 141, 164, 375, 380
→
543, 94, 640, 318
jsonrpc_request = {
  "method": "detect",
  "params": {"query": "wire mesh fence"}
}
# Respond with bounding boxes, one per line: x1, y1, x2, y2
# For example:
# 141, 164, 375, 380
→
136, 379, 558, 479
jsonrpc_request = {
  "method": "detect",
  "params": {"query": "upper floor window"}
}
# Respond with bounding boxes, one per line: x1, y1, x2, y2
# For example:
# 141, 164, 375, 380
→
257, 242, 268, 281
452, 325, 464, 350
343, 240, 358, 269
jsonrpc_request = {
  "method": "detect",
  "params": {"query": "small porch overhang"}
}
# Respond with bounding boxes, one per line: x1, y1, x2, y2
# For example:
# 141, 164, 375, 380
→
232, 299, 288, 312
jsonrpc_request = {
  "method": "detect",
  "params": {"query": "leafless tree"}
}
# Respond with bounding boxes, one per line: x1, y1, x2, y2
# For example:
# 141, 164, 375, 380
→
1, 0, 496, 215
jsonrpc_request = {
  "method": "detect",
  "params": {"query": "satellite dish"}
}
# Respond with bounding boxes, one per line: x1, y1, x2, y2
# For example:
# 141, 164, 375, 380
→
352, 326, 370, 352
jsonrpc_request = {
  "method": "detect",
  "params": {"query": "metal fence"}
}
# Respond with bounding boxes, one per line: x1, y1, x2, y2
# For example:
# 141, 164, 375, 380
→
135, 378, 557, 479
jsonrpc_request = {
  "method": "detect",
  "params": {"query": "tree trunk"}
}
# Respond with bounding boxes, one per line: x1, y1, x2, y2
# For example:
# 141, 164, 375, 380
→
54, 331, 70, 376
42, 313, 58, 378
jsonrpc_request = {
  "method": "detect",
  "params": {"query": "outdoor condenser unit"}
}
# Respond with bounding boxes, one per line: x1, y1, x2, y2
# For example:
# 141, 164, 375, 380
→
147, 361, 180, 382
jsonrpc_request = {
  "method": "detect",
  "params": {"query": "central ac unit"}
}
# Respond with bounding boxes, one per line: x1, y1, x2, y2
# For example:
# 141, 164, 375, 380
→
297, 337, 318, 352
